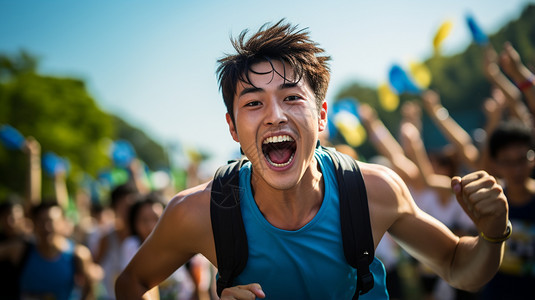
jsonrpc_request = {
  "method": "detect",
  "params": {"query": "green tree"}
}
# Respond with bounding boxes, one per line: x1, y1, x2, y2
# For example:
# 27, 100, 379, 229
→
0, 51, 173, 200
0, 51, 113, 198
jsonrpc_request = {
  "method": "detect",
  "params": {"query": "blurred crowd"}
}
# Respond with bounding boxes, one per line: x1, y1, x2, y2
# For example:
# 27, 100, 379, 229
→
1, 40, 534, 300
0, 139, 217, 300
352, 42, 534, 300
323, 41, 535, 300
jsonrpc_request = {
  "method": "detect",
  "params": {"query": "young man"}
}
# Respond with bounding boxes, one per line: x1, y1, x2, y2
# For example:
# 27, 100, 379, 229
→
116, 20, 510, 299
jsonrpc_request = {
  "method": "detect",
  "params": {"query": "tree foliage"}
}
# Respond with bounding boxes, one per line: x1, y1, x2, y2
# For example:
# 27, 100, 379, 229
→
0, 51, 169, 199
0, 62, 114, 197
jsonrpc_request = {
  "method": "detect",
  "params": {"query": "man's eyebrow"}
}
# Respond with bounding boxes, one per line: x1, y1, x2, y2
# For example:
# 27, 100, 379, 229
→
238, 82, 299, 97
239, 87, 263, 97
280, 82, 298, 89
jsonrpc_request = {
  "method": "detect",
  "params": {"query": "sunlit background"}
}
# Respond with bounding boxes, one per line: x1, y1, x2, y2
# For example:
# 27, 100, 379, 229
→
2, 2, 535, 299
1, 0, 533, 177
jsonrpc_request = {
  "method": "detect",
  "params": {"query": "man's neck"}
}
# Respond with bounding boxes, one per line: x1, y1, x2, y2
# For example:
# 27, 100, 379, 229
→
251, 158, 324, 231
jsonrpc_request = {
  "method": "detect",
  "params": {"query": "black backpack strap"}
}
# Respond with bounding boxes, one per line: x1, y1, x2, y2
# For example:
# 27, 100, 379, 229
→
323, 146, 375, 299
210, 158, 249, 297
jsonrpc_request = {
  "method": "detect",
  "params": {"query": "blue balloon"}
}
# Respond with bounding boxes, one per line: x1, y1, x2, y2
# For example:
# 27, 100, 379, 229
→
112, 140, 136, 168
42, 152, 67, 177
388, 64, 422, 95
466, 14, 488, 46
0, 125, 25, 150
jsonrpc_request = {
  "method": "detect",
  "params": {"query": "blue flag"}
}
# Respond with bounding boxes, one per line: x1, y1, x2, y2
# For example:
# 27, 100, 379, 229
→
466, 14, 488, 46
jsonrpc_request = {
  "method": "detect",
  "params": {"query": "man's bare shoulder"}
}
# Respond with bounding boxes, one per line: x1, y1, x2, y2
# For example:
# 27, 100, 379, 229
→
167, 181, 213, 210
157, 181, 216, 261
358, 161, 409, 201
164, 180, 214, 231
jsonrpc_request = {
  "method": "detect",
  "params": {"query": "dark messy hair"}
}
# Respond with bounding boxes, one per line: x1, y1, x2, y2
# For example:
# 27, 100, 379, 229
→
216, 19, 331, 125
488, 120, 535, 159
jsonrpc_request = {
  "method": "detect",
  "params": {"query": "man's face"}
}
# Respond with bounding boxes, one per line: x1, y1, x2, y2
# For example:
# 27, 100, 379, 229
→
494, 144, 535, 185
226, 60, 327, 190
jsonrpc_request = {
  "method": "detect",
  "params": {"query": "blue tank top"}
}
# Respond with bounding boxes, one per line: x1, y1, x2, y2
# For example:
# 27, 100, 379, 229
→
19, 239, 76, 300
234, 147, 388, 299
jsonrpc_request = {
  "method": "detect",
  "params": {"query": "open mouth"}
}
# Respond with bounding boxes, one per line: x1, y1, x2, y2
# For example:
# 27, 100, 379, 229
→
262, 135, 296, 168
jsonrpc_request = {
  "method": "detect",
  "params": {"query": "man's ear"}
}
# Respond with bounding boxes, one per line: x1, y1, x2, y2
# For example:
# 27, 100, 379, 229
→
226, 113, 239, 142
318, 101, 328, 132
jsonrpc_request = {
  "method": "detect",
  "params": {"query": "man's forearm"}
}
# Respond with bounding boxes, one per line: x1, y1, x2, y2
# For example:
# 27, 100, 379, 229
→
448, 235, 504, 291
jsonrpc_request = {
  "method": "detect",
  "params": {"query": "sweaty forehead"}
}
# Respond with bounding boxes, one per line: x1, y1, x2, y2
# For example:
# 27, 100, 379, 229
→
242, 60, 300, 87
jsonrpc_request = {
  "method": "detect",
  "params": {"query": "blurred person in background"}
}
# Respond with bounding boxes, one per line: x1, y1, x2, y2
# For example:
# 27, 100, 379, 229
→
482, 120, 535, 299
0, 201, 102, 299
94, 183, 138, 300
0, 136, 43, 299
0, 198, 30, 300
85, 201, 115, 259
120, 192, 200, 300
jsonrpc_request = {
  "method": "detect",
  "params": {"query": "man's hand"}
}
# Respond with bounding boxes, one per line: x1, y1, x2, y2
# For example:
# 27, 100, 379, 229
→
451, 171, 509, 239
220, 283, 265, 300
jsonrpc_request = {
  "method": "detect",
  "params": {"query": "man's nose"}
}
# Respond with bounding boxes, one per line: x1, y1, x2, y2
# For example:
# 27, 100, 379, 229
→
264, 101, 288, 126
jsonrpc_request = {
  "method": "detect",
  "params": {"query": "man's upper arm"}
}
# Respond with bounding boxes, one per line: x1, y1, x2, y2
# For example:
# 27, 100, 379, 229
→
363, 163, 459, 279
121, 183, 214, 289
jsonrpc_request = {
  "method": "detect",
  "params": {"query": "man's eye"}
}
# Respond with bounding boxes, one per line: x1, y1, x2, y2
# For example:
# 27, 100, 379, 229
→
285, 95, 301, 101
245, 101, 261, 107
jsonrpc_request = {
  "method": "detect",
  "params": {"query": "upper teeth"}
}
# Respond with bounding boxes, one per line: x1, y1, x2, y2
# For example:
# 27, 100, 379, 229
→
263, 135, 294, 144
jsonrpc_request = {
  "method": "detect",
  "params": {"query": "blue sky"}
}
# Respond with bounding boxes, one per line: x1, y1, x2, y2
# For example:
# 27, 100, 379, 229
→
1, 0, 533, 174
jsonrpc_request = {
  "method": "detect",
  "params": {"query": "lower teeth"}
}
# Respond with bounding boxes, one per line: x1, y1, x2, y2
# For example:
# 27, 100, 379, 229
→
266, 153, 294, 168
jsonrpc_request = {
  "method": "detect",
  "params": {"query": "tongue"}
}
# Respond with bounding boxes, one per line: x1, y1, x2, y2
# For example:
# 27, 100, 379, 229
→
268, 147, 292, 164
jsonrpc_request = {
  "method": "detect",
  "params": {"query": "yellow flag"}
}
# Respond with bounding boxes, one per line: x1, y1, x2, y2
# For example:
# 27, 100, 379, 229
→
409, 61, 432, 89
433, 20, 453, 53
378, 82, 399, 112
334, 111, 367, 147
186, 147, 203, 163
